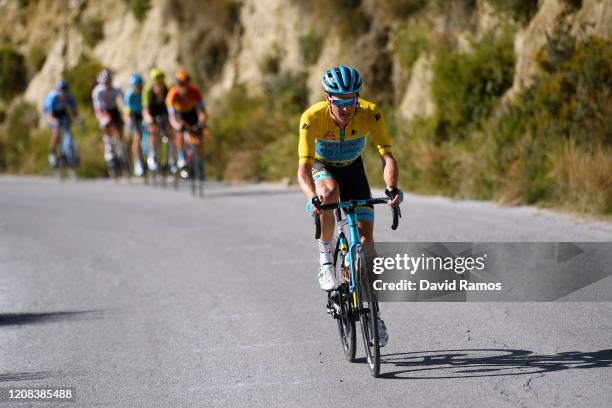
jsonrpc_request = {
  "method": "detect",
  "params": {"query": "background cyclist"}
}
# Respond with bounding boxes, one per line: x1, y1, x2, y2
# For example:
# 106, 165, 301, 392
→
143, 68, 172, 173
92, 68, 124, 164
297, 65, 403, 347
43, 80, 82, 167
124, 73, 145, 176
165, 69, 206, 170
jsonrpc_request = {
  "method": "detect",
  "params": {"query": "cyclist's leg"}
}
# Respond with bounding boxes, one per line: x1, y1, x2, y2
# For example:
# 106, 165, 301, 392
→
131, 126, 141, 161
112, 108, 125, 141
173, 112, 186, 167
175, 130, 185, 167
110, 109, 127, 163
61, 118, 74, 163
49, 122, 60, 150
148, 122, 157, 157
132, 128, 144, 175
313, 161, 340, 290
313, 162, 339, 242
146, 121, 159, 170
191, 128, 206, 180
99, 112, 114, 161
48, 120, 60, 166
130, 116, 143, 176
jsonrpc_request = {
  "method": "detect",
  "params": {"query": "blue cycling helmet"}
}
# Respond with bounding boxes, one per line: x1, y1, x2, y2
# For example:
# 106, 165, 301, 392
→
321, 65, 363, 95
55, 80, 69, 91
129, 73, 144, 86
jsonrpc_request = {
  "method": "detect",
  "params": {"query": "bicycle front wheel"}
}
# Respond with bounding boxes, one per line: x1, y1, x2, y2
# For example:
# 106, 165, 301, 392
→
335, 247, 356, 362
356, 245, 380, 377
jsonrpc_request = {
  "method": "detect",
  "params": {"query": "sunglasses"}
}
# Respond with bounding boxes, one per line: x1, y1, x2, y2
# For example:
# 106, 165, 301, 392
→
330, 97, 358, 107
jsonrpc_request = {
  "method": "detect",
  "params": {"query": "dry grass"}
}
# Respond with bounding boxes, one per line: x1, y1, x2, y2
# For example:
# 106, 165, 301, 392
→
551, 142, 612, 214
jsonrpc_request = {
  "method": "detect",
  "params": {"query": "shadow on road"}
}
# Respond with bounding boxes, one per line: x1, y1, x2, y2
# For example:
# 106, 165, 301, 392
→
355, 348, 612, 379
0, 371, 54, 383
0, 310, 104, 327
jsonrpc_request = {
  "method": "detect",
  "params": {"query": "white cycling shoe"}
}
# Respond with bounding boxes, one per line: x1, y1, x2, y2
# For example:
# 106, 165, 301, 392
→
134, 160, 144, 177
48, 153, 57, 167
177, 157, 186, 169
318, 263, 338, 291
378, 318, 389, 347
147, 156, 158, 171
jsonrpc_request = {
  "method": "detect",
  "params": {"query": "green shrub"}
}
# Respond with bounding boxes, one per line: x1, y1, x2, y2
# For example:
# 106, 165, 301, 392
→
130, 0, 152, 22
476, 35, 612, 211
487, 0, 539, 24
262, 72, 308, 114
311, 0, 370, 36
74, 112, 107, 178
431, 29, 515, 139
0, 101, 38, 171
394, 21, 429, 69
0, 46, 28, 101
299, 31, 323, 65
200, 40, 229, 80
562, 0, 582, 9
380, 0, 428, 18
27, 44, 47, 75
208, 72, 309, 181
80, 17, 105, 47
65, 56, 103, 108
260, 54, 280, 75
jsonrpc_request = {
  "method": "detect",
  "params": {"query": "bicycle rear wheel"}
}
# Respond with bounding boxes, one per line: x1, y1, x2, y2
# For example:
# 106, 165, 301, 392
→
334, 246, 356, 362
356, 245, 380, 377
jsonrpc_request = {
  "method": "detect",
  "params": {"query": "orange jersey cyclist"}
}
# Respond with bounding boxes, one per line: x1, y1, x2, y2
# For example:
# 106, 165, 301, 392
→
166, 69, 207, 169
297, 65, 403, 347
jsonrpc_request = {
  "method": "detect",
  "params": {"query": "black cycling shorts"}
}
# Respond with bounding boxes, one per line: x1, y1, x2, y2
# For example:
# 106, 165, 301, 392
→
104, 107, 124, 128
312, 156, 374, 221
176, 109, 198, 126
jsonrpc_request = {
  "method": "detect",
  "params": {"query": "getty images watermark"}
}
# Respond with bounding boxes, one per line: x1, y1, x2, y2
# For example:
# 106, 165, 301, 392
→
364, 243, 612, 302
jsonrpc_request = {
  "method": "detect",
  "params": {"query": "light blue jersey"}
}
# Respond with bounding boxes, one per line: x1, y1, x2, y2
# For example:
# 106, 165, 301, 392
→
124, 86, 143, 115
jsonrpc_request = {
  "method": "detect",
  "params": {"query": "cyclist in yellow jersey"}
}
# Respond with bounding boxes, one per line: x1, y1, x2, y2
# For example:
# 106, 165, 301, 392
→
297, 65, 403, 347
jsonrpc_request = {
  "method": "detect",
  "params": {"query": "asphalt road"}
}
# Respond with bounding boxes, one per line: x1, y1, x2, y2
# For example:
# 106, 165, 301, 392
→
0, 177, 611, 407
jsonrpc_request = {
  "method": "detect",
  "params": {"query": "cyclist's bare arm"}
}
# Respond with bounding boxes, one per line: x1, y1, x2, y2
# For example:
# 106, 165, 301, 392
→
168, 112, 182, 130
197, 106, 207, 127
381, 153, 400, 206
297, 163, 317, 198
143, 108, 153, 125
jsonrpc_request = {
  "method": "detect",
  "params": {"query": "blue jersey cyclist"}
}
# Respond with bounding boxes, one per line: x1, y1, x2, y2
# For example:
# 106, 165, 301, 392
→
43, 80, 82, 167
297, 65, 403, 347
124, 73, 145, 176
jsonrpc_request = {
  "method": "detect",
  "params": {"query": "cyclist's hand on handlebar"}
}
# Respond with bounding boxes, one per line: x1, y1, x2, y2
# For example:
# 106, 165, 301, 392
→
306, 195, 322, 216
385, 187, 404, 207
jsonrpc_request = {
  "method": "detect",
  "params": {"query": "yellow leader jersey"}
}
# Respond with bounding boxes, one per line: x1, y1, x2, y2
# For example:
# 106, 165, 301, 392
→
298, 99, 392, 167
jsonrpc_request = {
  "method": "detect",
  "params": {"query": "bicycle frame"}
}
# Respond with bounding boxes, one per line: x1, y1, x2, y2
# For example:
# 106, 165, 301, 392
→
315, 197, 400, 300
334, 200, 375, 307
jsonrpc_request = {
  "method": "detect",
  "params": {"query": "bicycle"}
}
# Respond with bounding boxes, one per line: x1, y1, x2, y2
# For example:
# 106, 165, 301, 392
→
106, 133, 130, 181
150, 115, 178, 189
314, 197, 400, 377
132, 119, 151, 184
179, 124, 206, 197
50, 117, 81, 181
